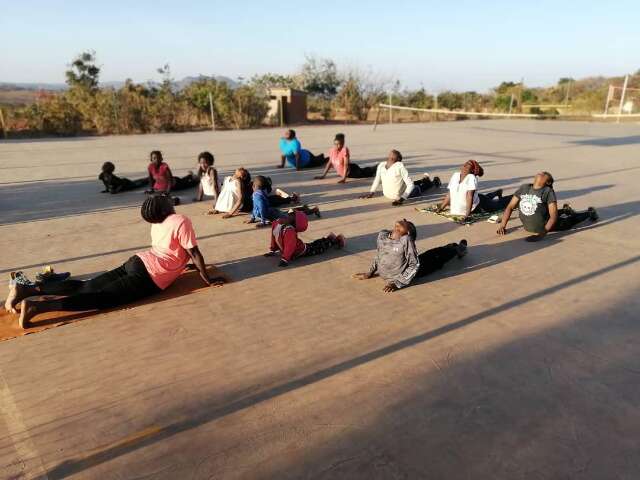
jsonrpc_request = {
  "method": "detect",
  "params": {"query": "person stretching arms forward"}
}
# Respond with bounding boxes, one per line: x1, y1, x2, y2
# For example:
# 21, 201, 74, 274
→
497, 171, 598, 241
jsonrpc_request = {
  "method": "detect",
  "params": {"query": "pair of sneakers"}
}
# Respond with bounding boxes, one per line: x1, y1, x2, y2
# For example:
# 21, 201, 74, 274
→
327, 233, 346, 249
562, 203, 599, 221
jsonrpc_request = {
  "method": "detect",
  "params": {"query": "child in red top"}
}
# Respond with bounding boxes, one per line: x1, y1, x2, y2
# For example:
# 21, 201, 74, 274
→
266, 211, 346, 267
147, 150, 199, 194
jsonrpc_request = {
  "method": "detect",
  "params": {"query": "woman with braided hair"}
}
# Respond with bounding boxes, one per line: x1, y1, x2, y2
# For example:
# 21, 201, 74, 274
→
5, 195, 224, 329
436, 159, 512, 221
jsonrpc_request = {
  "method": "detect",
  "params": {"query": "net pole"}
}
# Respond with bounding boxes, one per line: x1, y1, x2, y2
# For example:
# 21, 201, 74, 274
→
604, 85, 613, 115
209, 91, 216, 131
617, 75, 629, 124
373, 106, 381, 131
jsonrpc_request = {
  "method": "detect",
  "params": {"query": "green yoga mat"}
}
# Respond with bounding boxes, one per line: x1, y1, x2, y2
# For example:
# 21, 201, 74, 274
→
415, 206, 506, 225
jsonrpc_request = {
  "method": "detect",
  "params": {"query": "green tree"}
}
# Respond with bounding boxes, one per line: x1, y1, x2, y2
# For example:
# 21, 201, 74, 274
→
300, 55, 341, 99
65, 51, 100, 91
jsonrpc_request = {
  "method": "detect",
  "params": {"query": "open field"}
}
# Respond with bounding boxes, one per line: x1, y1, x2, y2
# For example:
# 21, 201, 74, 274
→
1, 120, 640, 479
0, 90, 39, 107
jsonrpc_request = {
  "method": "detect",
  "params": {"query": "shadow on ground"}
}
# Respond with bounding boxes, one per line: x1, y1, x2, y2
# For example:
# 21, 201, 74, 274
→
38, 253, 640, 479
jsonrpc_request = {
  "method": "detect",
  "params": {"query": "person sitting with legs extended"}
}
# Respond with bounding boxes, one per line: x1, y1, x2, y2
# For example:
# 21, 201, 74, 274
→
360, 150, 441, 206
147, 150, 199, 195
193, 151, 220, 203
353, 219, 467, 293
265, 211, 345, 267
496, 171, 598, 242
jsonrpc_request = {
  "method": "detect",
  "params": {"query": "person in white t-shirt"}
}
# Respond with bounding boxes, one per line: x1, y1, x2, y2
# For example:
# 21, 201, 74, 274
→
360, 150, 441, 206
436, 160, 511, 219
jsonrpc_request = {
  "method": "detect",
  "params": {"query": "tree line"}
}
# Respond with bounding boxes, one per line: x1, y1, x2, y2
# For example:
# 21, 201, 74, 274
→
1, 51, 634, 137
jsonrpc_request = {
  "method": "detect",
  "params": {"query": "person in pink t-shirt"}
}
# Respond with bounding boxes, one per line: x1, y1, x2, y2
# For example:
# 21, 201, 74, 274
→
5, 195, 224, 329
315, 133, 377, 183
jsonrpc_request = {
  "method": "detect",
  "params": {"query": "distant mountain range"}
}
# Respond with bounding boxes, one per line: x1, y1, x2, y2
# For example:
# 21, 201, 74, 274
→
0, 75, 240, 91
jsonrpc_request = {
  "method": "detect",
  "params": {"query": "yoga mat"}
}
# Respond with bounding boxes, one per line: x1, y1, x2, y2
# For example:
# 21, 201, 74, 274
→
415, 206, 512, 225
0, 266, 229, 342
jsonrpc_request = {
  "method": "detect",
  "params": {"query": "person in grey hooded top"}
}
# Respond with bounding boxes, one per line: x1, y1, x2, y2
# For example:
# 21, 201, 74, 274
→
354, 220, 468, 292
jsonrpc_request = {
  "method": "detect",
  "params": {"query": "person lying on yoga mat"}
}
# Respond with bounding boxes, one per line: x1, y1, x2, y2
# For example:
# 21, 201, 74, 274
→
278, 129, 326, 170
353, 219, 468, 293
497, 171, 598, 242
245, 175, 319, 227
360, 150, 441, 206
99, 162, 147, 194
193, 151, 220, 203
314, 133, 377, 183
5, 195, 225, 329
435, 160, 511, 220
265, 210, 345, 267
147, 150, 199, 194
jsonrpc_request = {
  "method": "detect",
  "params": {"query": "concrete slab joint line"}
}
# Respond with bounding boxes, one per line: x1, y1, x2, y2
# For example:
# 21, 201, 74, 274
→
0, 370, 50, 479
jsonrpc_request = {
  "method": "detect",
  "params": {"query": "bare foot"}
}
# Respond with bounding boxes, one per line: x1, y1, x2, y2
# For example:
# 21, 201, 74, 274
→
5, 281, 38, 314
19, 298, 40, 329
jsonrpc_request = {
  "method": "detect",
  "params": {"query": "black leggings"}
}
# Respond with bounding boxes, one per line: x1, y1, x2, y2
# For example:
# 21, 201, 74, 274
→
172, 175, 199, 191
407, 177, 438, 198
476, 190, 513, 213
39, 256, 160, 311
102, 177, 147, 194
303, 236, 340, 257
243, 195, 295, 213
306, 153, 326, 168
417, 243, 458, 278
269, 195, 295, 207
554, 208, 591, 231
347, 163, 377, 179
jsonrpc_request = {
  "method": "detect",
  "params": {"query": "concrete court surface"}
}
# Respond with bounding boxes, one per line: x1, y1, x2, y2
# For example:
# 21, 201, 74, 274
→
0, 120, 639, 479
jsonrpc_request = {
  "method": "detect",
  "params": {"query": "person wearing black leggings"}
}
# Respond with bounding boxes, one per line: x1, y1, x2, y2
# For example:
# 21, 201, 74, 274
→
353, 219, 467, 293
477, 189, 514, 213
417, 241, 468, 278
99, 162, 147, 194
315, 133, 378, 183
5, 195, 224, 328
497, 171, 598, 241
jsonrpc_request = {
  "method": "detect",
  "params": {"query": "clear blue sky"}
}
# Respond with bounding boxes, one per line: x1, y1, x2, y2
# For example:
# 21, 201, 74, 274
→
1, 0, 638, 92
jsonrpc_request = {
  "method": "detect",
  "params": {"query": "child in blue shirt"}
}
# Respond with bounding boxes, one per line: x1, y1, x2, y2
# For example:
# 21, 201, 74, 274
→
246, 176, 321, 228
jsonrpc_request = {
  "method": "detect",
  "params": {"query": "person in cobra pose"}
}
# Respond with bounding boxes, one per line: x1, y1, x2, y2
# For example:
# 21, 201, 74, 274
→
497, 171, 598, 241
5, 195, 225, 328
278, 129, 326, 170
315, 133, 377, 183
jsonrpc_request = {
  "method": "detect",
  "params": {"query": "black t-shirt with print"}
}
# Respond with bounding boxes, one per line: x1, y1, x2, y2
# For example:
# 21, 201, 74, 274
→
515, 184, 557, 233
